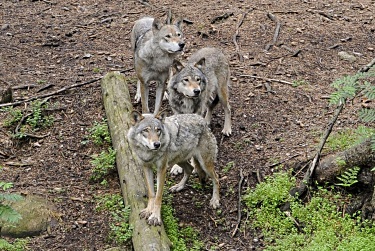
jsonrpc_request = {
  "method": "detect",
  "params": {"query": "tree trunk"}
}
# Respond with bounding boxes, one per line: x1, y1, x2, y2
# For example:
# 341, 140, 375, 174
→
314, 139, 375, 183
101, 72, 171, 251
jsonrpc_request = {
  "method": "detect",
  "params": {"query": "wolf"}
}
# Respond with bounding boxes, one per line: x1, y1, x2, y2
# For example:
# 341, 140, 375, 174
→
127, 110, 220, 226
131, 16, 185, 115
167, 47, 232, 136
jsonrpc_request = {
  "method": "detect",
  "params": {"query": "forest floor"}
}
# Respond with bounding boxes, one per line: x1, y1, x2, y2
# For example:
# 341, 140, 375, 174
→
1, 0, 374, 250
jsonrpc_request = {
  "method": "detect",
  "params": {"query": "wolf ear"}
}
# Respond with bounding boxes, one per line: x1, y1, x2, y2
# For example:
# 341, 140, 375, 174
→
175, 19, 183, 31
194, 58, 206, 70
152, 18, 163, 33
155, 109, 168, 122
130, 111, 144, 125
171, 60, 184, 74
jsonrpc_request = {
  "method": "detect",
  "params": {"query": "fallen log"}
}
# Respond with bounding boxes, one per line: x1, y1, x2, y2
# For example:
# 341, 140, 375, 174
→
314, 138, 375, 183
101, 72, 171, 251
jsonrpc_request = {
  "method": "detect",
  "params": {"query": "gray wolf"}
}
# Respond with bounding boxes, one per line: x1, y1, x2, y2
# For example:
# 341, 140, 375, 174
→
127, 110, 220, 226
131, 16, 185, 115
167, 47, 232, 136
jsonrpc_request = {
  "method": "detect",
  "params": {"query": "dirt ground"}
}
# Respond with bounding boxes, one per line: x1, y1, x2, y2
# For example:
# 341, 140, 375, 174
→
1, 0, 374, 250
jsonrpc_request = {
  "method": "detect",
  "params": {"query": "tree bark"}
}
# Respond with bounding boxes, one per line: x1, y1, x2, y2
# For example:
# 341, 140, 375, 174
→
101, 72, 171, 251
314, 139, 375, 183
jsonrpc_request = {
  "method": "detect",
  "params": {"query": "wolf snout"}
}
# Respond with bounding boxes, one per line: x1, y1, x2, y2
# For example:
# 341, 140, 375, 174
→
193, 89, 201, 95
178, 42, 185, 50
153, 141, 161, 149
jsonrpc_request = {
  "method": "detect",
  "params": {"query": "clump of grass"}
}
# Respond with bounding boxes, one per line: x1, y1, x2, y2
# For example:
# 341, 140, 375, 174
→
243, 171, 375, 251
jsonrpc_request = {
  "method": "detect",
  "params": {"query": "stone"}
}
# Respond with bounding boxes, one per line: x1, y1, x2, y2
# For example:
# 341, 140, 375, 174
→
0, 195, 56, 238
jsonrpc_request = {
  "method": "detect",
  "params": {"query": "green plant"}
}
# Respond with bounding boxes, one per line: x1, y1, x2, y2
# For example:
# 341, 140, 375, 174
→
89, 119, 111, 145
96, 194, 133, 245
325, 126, 375, 152
2, 107, 23, 127
243, 171, 375, 250
329, 67, 375, 150
222, 161, 234, 173
336, 166, 360, 187
0, 182, 23, 224
90, 147, 116, 182
0, 238, 28, 251
162, 192, 204, 250
2, 100, 54, 138
292, 79, 309, 87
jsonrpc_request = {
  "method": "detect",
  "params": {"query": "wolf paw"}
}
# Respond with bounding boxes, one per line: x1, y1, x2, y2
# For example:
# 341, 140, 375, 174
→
147, 214, 162, 226
169, 183, 185, 192
210, 198, 220, 209
163, 91, 169, 100
170, 164, 183, 175
221, 127, 232, 136
139, 209, 152, 219
134, 93, 141, 103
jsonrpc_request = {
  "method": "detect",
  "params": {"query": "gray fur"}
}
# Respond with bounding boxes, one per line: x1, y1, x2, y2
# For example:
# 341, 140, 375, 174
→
167, 47, 232, 136
131, 17, 185, 115
127, 112, 220, 225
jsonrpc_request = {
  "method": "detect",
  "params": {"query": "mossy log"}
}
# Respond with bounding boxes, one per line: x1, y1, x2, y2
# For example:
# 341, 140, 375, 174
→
314, 139, 375, 183
101, 72, 171, 251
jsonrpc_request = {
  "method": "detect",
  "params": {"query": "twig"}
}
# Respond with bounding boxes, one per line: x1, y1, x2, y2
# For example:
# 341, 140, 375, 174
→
240, 74, 294, 86
232, 11, 249, 62
232, 168, 244, 237
267, 153, 301, 168
281, 44, 301, 57
297, 103, 344, 194
358, 58, 375, 73
265, 12, 281, 51
0, 77, 102, 108
211, 12, 234, 24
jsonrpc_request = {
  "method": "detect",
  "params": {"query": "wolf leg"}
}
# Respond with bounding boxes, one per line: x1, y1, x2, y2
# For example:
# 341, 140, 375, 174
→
169, 162, 193, 192
139, 78, 150, 113
217, 75, 232, 136
140, 166, 155, 219
134, 80, 142, 103
195, 154, 220, 209
147, 159, 168, 225
153, 79, 166, 115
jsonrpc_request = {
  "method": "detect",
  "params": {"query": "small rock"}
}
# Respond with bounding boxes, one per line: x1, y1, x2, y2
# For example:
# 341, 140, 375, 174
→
338, 51, 356, 62
1, 23, 10, 30
368, 47, 374, 51
83, 53, 92, 59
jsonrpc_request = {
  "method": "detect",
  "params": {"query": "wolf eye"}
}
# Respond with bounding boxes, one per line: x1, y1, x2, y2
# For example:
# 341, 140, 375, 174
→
195, 76, 201, 82
165, 34, 171, 39
176, 32, 181, 37
156, 128, 161, 135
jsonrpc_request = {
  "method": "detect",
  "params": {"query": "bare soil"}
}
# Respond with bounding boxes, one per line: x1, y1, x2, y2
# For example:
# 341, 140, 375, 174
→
1, 0, 374, 250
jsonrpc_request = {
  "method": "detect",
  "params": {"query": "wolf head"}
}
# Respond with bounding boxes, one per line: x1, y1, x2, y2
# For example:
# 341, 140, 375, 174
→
152, 18, 185, 54
128, 110, 168, 151
168, 58, 207, 98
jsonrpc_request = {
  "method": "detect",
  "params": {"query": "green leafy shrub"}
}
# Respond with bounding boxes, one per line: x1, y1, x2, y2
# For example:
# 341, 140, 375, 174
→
90, 147, 116, 182
0, 238, 28, 251
0, 182, 23, 224
243, 171, 375, 251
162, 193, 204, 251
336, 166, 360, 187
329, 67, 375, 151
89, 119, 111, 145
96, 194, 132, 245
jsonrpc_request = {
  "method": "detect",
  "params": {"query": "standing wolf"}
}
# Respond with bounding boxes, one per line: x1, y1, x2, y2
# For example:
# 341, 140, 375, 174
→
127, 110, 220, 226
167, 47, 232, 136
131, 17, 185, 115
